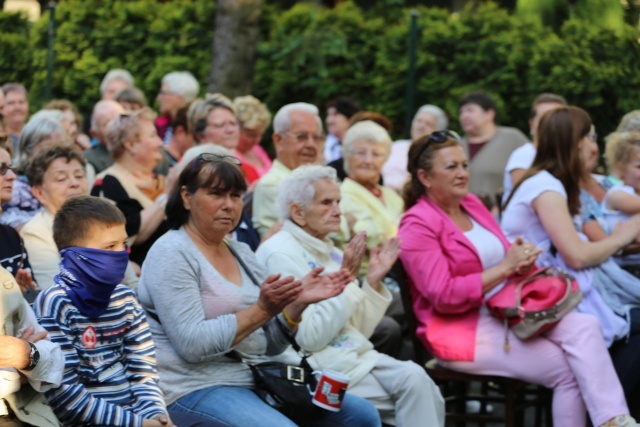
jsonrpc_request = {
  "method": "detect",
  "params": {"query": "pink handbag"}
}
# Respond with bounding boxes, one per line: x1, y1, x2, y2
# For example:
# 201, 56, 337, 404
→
486, 267, 582, 351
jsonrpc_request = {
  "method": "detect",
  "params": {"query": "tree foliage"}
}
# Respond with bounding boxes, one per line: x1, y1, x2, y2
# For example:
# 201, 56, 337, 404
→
0, 0, 639, 141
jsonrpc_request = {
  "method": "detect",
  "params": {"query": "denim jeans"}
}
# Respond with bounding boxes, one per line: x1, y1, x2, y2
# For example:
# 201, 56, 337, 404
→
169, 385, 381, 427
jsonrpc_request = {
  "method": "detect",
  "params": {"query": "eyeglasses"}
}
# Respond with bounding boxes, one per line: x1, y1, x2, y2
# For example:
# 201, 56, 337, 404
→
413, 130, 461, 169
0, 162, 15, 176
190, 153, 242, 171
281, 132, 324, 145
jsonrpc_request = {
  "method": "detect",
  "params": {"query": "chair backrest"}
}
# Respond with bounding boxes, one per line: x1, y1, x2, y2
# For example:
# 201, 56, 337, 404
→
392, 260, 433, 366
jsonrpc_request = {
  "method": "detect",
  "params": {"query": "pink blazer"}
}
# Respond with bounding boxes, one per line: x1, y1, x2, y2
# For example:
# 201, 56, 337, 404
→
398, 194, 511, 361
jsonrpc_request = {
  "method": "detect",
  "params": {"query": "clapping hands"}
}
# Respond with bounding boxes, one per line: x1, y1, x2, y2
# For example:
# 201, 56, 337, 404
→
297, 266, 351, 305
341, 231, 367, 278
366, 237, 401, 289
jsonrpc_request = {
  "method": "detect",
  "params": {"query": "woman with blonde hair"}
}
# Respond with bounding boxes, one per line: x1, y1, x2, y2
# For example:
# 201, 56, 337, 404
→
188, 95, 260, 184
91, 108, 169, 265
233, 95, 273, 183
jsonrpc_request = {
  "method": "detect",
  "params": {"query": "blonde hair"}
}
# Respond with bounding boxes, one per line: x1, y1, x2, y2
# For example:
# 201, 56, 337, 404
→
605, 131, 640, 177
105, 107, 157, 159
233, 95, 271, 131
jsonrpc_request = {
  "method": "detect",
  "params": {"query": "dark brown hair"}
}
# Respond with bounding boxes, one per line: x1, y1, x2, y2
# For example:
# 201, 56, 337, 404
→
26, 144, 86, 187
402, 133, 462, 209
349, 111, 393, 133
53, 195, 125, 250
505, 106, 591, 216
171, 102, 192, 133
114, 87, 148, 109
166, 156, 248, 229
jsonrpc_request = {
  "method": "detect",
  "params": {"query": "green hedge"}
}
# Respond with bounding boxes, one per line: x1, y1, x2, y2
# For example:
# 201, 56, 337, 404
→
2, 0, 214, 118
1, 0, 639, 139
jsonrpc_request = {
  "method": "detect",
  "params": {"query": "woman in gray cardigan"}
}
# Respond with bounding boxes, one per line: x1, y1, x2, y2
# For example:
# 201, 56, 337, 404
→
138, 153, 381, 427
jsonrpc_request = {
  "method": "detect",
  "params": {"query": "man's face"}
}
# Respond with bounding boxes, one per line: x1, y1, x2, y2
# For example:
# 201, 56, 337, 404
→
157, 83, 185, 117
274, 111, 323, 170
3, 90, 28, 128
95, 104, 124, 146
325, 107, 350, 140
530, 102, 565, 139
102, 79, 130, 100
459, 103, 493, 135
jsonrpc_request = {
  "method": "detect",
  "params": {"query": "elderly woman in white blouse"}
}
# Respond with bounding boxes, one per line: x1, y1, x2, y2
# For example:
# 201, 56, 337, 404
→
382, 105, 448, 192
256, 165, 444, 427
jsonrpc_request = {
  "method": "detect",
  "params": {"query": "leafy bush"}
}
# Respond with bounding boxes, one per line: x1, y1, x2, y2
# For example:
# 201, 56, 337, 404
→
1, 0, 214, 118
1, 0, 639, 141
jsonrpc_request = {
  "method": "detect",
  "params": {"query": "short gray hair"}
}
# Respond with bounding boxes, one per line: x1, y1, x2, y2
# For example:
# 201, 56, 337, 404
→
2, 83, 27, 97
414, 104, 448, 131
100, 69, 134, 95
273, 102, 322, 134
277, 165, 338, 220
162, 71, 200, 102
29, 109, 67, 125
17, 117, 70, 171
342, 120, 392, 175
617, 110, 640, 133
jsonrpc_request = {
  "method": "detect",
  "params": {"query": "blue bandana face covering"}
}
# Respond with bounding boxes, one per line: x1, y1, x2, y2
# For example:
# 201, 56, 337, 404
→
55, 247, 129, 318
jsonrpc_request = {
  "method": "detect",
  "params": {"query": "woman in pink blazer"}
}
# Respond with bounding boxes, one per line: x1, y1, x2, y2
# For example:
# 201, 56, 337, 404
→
398, 131, 637, 427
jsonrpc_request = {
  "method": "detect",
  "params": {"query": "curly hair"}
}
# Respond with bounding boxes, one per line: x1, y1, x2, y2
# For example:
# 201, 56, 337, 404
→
605, 131, 640, 177
233, 95, 271, 131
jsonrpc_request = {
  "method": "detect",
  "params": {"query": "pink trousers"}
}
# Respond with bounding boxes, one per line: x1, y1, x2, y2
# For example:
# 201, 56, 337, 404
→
440, 312, 628, 426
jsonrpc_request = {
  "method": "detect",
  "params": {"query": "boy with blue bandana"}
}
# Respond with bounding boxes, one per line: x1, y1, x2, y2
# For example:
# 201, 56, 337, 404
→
33, 196, 222, 427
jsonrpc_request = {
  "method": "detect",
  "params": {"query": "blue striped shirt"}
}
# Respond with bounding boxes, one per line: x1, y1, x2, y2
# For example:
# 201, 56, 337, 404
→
33, 284, 166, 427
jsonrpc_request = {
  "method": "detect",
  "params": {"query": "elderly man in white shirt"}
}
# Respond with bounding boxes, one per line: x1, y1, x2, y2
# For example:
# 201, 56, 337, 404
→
0, 267, 62, 427
252, 102, 325, 236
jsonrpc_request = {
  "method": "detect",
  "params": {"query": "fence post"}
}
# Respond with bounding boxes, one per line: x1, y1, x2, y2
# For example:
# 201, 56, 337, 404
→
404, 10, 419, 138
46, 1, 57, 102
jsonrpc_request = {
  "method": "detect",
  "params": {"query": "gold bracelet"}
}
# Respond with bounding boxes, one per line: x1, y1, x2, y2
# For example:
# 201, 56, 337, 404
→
282, 308, 301, 327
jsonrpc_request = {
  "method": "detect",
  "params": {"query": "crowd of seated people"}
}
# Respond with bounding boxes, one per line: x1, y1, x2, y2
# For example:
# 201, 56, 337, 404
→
2, 67, 640, 427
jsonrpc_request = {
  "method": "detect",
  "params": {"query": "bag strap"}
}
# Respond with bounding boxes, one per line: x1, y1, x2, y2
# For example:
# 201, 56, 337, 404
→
226, 240, 261, 287
225, 240, 307, 354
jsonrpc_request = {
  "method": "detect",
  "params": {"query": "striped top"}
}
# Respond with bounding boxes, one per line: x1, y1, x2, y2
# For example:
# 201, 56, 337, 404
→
33, 284, 166, 427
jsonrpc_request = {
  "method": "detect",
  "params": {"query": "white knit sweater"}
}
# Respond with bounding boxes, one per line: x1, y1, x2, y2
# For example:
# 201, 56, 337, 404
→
255, 220, 392, 387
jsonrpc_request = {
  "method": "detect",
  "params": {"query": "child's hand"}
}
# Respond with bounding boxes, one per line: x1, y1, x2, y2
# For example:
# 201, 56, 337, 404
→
15, 268, 37, 293
152, 413, 175, 426
141, 419, 164, 427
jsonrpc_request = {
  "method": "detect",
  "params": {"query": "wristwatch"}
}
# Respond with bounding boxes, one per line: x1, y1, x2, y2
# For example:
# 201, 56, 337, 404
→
25, 342, 40, 371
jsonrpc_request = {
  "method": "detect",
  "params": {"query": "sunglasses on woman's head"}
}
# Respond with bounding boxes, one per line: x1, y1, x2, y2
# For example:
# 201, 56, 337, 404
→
0, 163, 14, 176
413, 130, 462, 169
190, 153, 242, 171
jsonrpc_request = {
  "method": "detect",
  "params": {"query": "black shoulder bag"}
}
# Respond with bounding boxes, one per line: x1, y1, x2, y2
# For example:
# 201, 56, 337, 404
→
226, 242, 324, 419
